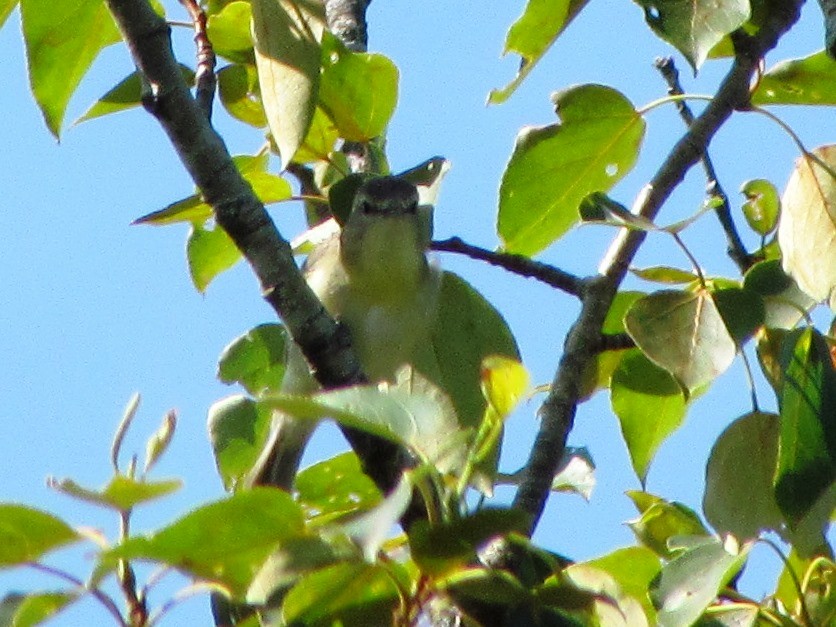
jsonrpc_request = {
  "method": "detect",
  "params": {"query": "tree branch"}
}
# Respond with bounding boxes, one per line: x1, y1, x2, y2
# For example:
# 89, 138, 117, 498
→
432, 237, 584, 297
104, 0, 408, 498
654, 56, 754, 273
819, 0, 836, 57
511, 1, 804, 531
324, 0, 370, 52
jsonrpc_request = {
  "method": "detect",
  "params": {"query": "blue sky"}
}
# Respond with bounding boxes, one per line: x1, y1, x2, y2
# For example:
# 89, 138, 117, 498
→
0, 0, 832, 623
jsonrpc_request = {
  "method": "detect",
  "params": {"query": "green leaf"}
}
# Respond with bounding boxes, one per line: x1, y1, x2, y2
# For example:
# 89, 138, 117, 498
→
218, 323, 289, 396
144, 410, 177, 475
626, 492, 710, 559
296, 453, 381, 521
264, 374, 466, 474
712, 286, 765, 346
319, 33, 399, 141
206, 0, 254, 62
0, 0, 17, 29
778, 145, 836, 310
562, 563, 651, 626
134, 194, 212, 226
489, 0, 591, 104
580, 291, 644, 399
744, 259, 815, 329
550, 447, 596, 501
703, 412, 784, 540
480, 355, 529, 420
752, 51, 836, 106
49, 476, 181, 510
409, 508, 531, 576
217, 64, 267, 127
76, 66, 195, 124
0, 505, 79, 566
252, 0, 324, 165
498, 85, 645, 255
650, 537, 749, 627
208, 395, 274, 491
6, 591, 77, 627
106, 488, 305, 598
612, 352, 687, 485
624, 289, 737, 393
282, 562, 401, 625
775, 328, 836, 524
187, 223, 243, 292
633, 0, 750, 71
740, 179, 780, 236
631, 266, 700, 285
581, 547, 661, 621
292, 106, 340, 163
20, 0, 120, 137
341, 474, 413, 561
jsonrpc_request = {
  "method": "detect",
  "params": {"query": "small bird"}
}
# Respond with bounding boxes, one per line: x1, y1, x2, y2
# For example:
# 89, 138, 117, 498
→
248, 175, 441, 489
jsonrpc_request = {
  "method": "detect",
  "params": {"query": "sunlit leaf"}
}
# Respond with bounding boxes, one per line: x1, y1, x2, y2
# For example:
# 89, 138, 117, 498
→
633, 0, 749, 71
703, 411, 783, 540
319, 33, 398, 141
20, 0, 120, 136
342, 473, 412, 562
775, 328, 836, 524
740, 178, 780, 236
631, 266, 699, 285
625, 289, 737, 393
217, 64, 267, 127
76, 66, 195, 124
187, 223, 243, 292
612, 352, 687, 485
106, 489, 304, 598
144, 410, 177, 474
49, 476, 181, 511
218, 324, 288, 396
581, 547, 661, 621
550, 447, 596, 501
0, 0, 16, 29
564, 563, 651, 626
626, 492, 709, 559
208, 395, 274, 491
778, 145, 836, 310
252, 0, 324, 165
207, 0, 254, 63
292, 106, 340, 163
0, 505, 79, 566
489, 0, 591, 104
752, 51, 836, 106
295, 453, 381, 521
498, 85, 645, 255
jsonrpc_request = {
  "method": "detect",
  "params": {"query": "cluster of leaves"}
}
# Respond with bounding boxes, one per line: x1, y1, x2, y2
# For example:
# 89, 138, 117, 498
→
1, 0, 836, 625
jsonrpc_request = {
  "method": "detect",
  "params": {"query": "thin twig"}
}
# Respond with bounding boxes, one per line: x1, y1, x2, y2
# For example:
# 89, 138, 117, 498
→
179, 0, 216, 118
432, 237, 584, 297
654, 56, 754, 273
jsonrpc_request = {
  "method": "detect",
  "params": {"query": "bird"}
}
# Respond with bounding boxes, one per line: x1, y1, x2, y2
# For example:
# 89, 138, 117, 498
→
247, 175, 441, 490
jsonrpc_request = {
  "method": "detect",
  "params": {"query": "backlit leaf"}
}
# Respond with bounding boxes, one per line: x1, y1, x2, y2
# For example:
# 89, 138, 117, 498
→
752, 51, 836, 106
778, 145, 836, 310
740, 178, 780, 236
0, 505, 79, 566
633, 0, 749, 71
187, 223, 243, 292
218, 64, 267, 127
218, 323, 288, 396
498, 85, 645, 255
208, 395, 274, 491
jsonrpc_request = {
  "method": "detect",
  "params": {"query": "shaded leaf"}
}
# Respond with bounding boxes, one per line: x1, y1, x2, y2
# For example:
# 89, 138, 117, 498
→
252, 0, 325, 165
625, 289, 737, 393
218, 323, 288, 396
650, 537, 749, 627
49, 476, 181, 511
712, 287, 765, 346
106, 488, 304, 598
752, 51, 836, 106
342, 473, 412, 561
582, 547, 661, 621
632, 266, 699, 285
775, 328, 836, 524
612, 352, 687, 485
319, 33, 399, 141
0, 505, 79, 567
20, 0, 120, 136
489, 0, 591, 104
187, 223, 243, 292
550, 447, 596, 501
744, 259, 816, 329
703, 412, 783, 540
633, 0, 749, 71
778, 145, 836, 310
563, 563, 650, 626
0, 0, 16, 29
498, 85, 645, 255
740, 178, 780, 236
282, 562, 401, 626
208, 395, 273, 492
